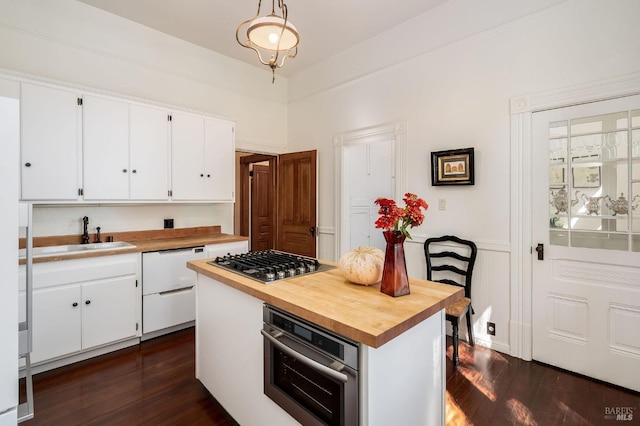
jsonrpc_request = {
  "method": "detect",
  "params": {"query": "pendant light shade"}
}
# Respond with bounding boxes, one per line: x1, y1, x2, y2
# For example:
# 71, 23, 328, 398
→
236, 0, 299, 82
247, 15, 299, 51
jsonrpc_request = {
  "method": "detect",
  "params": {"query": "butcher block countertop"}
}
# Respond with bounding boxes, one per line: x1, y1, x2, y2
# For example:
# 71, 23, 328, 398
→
20, 226, 247, 264
187, 259, 463, 348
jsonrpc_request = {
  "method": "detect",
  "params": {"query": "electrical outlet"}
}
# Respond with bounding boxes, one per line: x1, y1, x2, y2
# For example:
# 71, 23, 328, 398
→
164, 219, 174, 229
487, 322, 496, 336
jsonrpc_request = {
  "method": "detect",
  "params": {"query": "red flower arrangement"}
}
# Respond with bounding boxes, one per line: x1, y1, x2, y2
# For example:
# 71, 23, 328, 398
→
374, 193, 429, 239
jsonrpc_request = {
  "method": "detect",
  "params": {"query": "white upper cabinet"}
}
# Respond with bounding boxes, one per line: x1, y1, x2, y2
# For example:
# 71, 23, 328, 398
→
19, 79, 230, 203
171, 112, 234, 201
204, 118, 234, 201
20, 83, 81, 201
83, 95, 129, 200
129, 104, 170, 200
83, 95, 169, 201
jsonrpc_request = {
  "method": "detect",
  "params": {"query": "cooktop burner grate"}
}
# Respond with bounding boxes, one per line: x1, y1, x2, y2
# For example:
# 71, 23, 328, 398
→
208, 249, 335, 283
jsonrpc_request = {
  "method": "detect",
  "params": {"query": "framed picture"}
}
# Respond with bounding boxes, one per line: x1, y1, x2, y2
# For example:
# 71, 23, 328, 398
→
572, 165, 601, 188
431, 148, 474, 186
549, 165, 565, 185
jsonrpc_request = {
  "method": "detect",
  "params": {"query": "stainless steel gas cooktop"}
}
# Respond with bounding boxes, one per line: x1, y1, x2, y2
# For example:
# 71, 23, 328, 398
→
208, 249, 335, 284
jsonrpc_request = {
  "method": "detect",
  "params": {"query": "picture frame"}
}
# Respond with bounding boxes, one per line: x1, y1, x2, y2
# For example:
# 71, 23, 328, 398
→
572, 165, 601, 188
549, 165, 565, 185
431, 148, 475, 186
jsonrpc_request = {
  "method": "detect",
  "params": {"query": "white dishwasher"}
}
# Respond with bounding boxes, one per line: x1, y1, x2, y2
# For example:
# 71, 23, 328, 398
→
142, 246, 205, 336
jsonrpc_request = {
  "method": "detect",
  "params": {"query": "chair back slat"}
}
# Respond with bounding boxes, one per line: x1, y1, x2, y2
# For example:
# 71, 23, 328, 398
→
434, 278, 464, 288
431, 264, 467, 276
429, 251, 471, 263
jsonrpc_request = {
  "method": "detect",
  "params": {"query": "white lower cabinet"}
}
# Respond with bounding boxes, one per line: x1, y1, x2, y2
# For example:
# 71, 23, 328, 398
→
32, 284, 82, 363
81, 275, 137, 349
141, 241, 248, 336
20, 254, 139, 365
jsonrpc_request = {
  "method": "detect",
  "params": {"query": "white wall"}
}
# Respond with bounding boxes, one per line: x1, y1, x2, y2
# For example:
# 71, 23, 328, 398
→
287, 0, 640, 354
0, 0, 288, 237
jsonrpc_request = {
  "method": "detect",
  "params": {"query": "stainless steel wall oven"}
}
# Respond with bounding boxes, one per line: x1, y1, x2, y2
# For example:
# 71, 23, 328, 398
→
262, 304, 359, 426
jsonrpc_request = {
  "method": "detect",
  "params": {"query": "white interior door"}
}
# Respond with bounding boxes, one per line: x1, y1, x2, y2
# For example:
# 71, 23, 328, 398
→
342, 139, 394, 253
532, 95, 640, 392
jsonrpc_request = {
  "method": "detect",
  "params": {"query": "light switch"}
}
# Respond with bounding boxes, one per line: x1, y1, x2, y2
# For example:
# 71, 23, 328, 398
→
438, 198, 446, 210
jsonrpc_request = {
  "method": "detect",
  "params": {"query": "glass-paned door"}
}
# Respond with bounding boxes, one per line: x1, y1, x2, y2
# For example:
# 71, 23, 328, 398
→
533, 95, 640, 392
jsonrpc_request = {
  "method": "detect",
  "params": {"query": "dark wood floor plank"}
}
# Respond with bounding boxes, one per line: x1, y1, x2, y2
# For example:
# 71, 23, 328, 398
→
22, 328, 639, 425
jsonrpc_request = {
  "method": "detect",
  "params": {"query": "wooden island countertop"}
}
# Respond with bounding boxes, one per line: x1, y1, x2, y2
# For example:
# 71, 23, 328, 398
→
187, 258, 463, 348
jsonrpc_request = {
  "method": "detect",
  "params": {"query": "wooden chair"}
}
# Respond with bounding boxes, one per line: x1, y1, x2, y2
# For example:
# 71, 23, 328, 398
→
424, 235, 477, 366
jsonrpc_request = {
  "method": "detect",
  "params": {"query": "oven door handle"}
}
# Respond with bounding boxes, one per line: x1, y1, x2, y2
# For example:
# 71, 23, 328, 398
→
261, 329, 349, 383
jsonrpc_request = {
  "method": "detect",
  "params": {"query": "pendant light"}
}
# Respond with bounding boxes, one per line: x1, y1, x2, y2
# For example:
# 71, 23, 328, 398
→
236, 0, 299, 83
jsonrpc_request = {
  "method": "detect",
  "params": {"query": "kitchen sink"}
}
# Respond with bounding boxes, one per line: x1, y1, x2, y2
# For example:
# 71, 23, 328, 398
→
20, 241, 136, 258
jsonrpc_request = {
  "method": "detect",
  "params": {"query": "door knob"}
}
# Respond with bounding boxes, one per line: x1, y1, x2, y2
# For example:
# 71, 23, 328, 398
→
310, 227, 315, 236
535, 243, 544, 260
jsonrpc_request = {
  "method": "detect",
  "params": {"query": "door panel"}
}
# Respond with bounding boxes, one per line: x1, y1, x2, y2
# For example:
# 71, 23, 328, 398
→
251, 164, 274, 251
532, 95, 640, 391
31, 285, 82, 364
20, 83, 80, 200
129, 104, 169, 200
171, 112, 205, 200
204, 119, 234, 201
277, 150, 317, 257
82, 276, 137, 349
83, 95, 130, 200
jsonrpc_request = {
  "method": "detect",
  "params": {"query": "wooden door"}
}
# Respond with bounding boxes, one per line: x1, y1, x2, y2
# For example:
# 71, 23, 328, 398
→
251, 164, 274, 251
532, 95, 640, 392
277, 150, 317, 257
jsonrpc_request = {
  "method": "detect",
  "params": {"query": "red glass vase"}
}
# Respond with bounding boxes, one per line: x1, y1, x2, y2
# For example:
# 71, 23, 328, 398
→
380, 230, 410, 297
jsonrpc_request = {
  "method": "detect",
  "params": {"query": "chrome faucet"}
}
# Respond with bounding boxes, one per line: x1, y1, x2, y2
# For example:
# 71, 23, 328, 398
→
82, 216, 90, 244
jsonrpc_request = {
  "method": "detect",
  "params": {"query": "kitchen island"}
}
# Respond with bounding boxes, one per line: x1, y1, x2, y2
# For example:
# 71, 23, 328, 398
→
187, 259, 462, 426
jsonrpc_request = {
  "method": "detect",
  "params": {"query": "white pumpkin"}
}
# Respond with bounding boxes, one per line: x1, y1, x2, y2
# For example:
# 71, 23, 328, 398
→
338, 246, 385, 285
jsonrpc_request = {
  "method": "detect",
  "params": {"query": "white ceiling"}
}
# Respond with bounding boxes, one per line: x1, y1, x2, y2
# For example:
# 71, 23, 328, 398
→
77, 0, 450, 77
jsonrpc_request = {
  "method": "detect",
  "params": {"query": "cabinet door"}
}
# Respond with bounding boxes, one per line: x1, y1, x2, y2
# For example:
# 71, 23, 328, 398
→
81, 275, 137, 349
20, 83, 80, 201
171, 112, 205, 200
130, 104, 170, 200
204, 118, 235, 201
83, 95, 130, 200
31, 285, 82, 364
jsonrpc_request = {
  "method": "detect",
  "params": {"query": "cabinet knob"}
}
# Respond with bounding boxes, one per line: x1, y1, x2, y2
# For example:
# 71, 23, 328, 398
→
122, 169, 128, 173
132, 169, 137, 174
85, 300, 91, 305
200, 173, 204, 177
25, 162, 31, 167
207, 174, 211, 178
72, 302, 78, 307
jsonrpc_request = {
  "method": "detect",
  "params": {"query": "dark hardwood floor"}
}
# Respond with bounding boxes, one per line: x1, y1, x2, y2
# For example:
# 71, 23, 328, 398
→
22, 328, 639, 425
